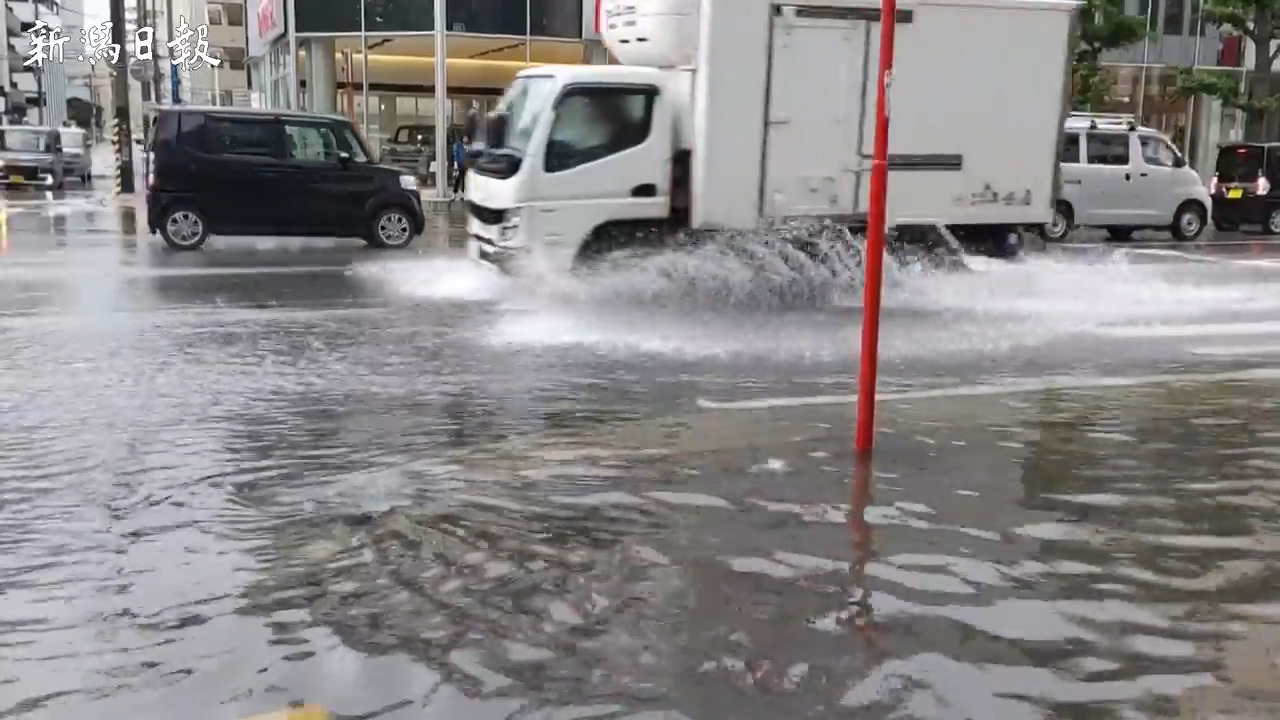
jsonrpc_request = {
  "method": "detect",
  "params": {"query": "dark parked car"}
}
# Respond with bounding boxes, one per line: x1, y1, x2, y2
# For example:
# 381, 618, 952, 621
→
146, 106, 426, 250
0, 126, 66, 189
1210, 142, 1280, 233
380, 123, 462, 180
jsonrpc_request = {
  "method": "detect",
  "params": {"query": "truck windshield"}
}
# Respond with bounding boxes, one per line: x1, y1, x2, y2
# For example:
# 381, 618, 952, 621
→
497, 75, 555, 152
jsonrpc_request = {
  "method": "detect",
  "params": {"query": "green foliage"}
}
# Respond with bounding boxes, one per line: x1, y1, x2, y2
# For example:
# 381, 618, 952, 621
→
1072, 0, 1150, 109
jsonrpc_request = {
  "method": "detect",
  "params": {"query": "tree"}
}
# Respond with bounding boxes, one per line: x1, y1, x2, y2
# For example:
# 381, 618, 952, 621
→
1074, 0, 1150, 109
1175, 0, 1280, 139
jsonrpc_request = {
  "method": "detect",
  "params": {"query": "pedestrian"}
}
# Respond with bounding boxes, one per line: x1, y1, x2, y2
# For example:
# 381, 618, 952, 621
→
451, 134, 468, 202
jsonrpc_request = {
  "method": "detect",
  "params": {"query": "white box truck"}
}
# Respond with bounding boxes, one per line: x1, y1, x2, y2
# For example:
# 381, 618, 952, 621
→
465, 0, 1078, 274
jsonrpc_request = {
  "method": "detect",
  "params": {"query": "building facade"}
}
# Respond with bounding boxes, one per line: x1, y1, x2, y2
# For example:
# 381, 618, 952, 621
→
1095, 0, 1246, 175
246, 0, 607, 157
0, 0, 88, 125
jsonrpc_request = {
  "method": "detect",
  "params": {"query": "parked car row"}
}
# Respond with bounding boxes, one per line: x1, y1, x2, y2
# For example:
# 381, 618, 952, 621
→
1046, 112, 1280, 241
0, 125, 93, 189
146, 105, 426, 251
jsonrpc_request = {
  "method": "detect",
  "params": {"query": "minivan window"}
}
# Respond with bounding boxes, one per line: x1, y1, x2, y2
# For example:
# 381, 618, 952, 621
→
207, 117, 278, 157
393, 125, 432, 144
1086, 133, 1129, 166
59, 130, 85, 150
283, 122, 339, 162
1139, 135, 1178, 167
1060, 132, 1081, 163
338, 127, 370, 162
1216, 144, 1264, 182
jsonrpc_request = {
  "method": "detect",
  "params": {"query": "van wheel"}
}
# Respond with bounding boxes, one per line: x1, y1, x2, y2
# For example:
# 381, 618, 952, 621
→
366, 207, 416, 249
1264, 208, 1280, 235
1040, 202, 1073, 242
159, 206, 209, 250
1170, 201, 1207, 242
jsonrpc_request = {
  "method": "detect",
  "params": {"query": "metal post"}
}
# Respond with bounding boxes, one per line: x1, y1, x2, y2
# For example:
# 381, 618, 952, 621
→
1136, 2, 1154, 120
1185, 0, 1205, 156
853, 0, 898, 454
166, 0, 177, 102
286, 0, 298, 108
360, 0, 368, 132
433, 0, 448, 197
109, 0, 135, 193
525, 0, 531, 64
150, 0, 163, 101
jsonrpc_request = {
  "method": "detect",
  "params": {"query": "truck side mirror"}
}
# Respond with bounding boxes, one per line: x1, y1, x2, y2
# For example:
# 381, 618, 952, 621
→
485, 111, 509, 150
1173, 155, 1186, 168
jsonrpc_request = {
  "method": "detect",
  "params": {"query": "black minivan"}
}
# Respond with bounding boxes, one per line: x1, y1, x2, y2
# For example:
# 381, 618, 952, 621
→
147, 106, 426, 250
1210, 142, 1280, 233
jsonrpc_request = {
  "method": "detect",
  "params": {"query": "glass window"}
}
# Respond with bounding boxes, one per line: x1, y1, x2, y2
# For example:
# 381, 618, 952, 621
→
338, 126, 370, 162
59, 128, 85, 150
283, 121, 340, 161
206, 3, 224, 23
1, 128, 50, 151
497, 75, 557, 153
544, 86, 656, 173
1139, 134, 1178, 167
207, 117, 278, 157
1060, 132, 1081, 163
396, 95, 418, 118
1163, 0, 1184, 35
225, 4, 245, 26
393, 125, 432, 144
177, 111, 204, 149
1085, 132, 1130, 166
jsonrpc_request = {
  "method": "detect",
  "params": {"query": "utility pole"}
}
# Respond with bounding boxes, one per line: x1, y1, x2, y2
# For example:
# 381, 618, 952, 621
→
166, 0, 178, 102
110, 0, 135, 192
149, 0, 163, 102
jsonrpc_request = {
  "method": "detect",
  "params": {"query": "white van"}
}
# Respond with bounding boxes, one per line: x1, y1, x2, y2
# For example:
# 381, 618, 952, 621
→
1045, 112, 1211, 242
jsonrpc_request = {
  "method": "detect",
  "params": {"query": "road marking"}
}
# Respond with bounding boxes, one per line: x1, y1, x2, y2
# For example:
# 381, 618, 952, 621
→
1189, 344, 1280, 357
695, 367, 1280, 410
240, 705, 329, 720
1092, 321, 1280, 338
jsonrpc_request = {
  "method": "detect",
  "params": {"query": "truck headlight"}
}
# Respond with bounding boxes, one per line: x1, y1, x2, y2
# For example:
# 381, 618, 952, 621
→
399, 175, 419, 191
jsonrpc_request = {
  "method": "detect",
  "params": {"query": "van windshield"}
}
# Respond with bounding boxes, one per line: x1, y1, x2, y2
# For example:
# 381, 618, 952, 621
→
0, 128, 48, 152
1216, 144, 1264, 182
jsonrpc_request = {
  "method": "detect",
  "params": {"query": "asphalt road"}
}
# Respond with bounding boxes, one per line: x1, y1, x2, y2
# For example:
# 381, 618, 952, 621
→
2, 191, 1280, 719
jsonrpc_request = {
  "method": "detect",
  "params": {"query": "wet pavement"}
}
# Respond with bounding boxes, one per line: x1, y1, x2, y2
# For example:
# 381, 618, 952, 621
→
3, 193, 1280, 719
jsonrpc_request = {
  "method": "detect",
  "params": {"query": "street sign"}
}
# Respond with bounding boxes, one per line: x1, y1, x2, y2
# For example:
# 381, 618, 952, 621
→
129, 60, 153, 83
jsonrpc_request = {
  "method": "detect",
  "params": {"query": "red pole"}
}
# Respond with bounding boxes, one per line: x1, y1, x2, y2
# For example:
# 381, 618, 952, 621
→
854, 0, 898, 454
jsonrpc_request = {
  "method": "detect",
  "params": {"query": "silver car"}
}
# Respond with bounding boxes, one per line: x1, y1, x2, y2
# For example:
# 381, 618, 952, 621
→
59, 127, 92, 184
0, 126, 67, 189
1046, 113, 1212, 242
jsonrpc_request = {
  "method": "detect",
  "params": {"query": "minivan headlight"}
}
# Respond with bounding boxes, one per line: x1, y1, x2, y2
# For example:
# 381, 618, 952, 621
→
399, 174, 419, 191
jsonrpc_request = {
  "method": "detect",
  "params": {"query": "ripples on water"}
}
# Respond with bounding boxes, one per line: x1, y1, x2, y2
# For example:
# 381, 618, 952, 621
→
148, 378, 1279, 719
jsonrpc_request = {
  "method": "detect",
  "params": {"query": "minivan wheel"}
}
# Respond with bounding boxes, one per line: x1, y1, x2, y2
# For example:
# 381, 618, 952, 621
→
367, 207, 416, 249
1040, 202, 1073, 242
1264, 208, 1280, 235
1170, 202, 1207, 242
160, 206, 209, 250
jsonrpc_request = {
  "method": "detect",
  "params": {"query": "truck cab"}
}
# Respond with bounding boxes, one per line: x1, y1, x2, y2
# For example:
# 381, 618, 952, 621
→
466, 65, 684, 272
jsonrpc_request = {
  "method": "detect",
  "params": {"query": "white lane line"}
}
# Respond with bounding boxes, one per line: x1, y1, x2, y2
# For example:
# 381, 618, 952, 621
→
695, 367, 1280, 411
1122, 248, 1219, 262
1189, 344, 1280, 357
1092, 321, 1280, 338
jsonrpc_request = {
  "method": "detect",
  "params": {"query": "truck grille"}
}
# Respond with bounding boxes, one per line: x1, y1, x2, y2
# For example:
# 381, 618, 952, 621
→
5, 165, 39, 181
468, 201, 505, 225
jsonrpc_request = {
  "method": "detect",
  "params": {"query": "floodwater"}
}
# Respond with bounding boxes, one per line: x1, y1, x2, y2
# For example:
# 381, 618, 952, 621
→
3, 231, 1280, 718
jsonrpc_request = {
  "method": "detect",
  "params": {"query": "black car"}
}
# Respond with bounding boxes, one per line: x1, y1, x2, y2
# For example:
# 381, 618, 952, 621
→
1210, 142, 1280, 233
146, 106, 426, 250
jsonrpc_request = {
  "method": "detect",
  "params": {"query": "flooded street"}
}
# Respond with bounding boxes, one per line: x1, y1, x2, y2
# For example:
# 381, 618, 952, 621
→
3, 206, 1280, 718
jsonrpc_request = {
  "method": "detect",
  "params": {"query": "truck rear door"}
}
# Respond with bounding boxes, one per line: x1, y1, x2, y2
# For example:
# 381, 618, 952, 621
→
762, 6, 869, 220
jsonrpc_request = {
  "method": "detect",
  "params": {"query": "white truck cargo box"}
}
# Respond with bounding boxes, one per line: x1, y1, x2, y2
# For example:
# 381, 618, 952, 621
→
693, 0, 1076, 230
